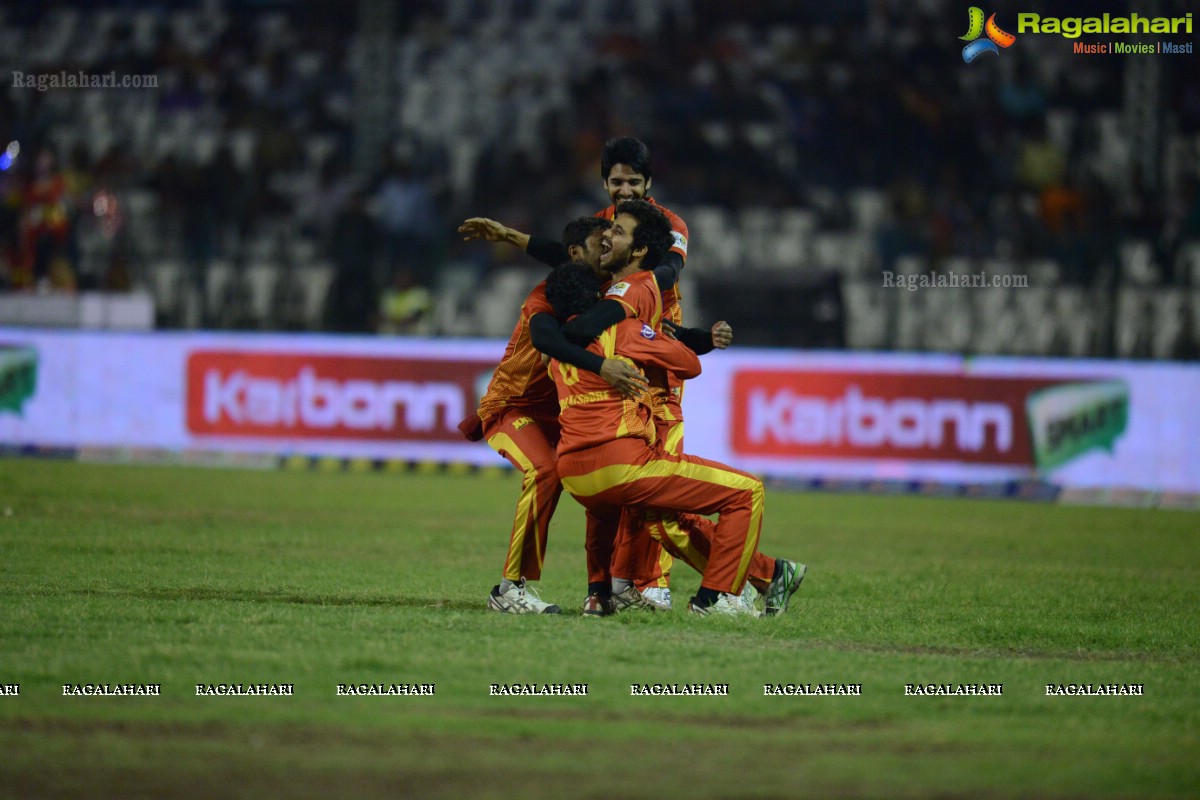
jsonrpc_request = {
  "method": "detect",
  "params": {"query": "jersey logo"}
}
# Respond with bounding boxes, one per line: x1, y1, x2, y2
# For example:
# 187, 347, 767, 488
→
640, 323, 656, 340
606, 281, 631, 298
672, 231, 688, 255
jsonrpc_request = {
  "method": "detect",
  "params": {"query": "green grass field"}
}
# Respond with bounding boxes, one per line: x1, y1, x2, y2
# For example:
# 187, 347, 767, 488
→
1, 458, 1197, 799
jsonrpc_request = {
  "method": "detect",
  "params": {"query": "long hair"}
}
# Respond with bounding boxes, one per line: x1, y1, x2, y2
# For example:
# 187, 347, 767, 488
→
546, 261, 603, 319
616, 199, 673, 269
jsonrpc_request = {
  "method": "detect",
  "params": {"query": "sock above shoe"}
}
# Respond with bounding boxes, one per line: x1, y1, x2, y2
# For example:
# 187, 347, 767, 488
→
611, 577, 634, 595
693, 587, 720, 608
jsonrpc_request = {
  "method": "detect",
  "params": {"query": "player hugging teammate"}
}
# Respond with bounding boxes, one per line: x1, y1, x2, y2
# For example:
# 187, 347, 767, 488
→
459, 137, 806, 617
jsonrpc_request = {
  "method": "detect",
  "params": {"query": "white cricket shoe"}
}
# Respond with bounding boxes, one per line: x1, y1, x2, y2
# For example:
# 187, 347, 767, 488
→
687, 592, 762, 618
488, 579, 562, 614
738, 582, 761, 615
640, 587, 672, 610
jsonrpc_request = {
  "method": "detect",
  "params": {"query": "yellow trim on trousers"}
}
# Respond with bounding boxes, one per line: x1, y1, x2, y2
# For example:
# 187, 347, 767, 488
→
488, 432, 542, 581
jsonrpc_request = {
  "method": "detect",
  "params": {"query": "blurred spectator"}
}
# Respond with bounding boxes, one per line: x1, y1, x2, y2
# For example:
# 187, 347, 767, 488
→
1129, 296, 1158, 360
377, 267, 433, 335
19, 149, 73, 291
0, 161, 24, 290
929, 166, 983, 262
298, 156, 353, 248
152, 153, 212, 320
205, 146, 249, 260
1170, 299, 1199, 361
322, 189, 378, 333
373, 152, 438, 288
997, 62, 1047, 126
1016, 121, 1067, 193
877, 180, 929, 274
1162, 176, 1200, 287
61, 144, 92, 281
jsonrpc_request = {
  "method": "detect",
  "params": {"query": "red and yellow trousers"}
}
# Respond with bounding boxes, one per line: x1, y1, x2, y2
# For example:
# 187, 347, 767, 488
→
484, 408, 562, 583
558, 436, 765, 595
607, 404, 774, 591
611, 403, 684, 590
618, 509, 778, 593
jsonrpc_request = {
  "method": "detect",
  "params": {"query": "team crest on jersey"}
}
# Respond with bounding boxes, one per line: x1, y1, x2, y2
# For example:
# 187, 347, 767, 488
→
640, 323, 656, 340
606, 281, 631, 298
672, 231, 688, 254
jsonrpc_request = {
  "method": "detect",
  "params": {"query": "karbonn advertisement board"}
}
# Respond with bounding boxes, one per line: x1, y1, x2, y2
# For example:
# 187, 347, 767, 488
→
0, 330, 501, 462
730, 370, 1129, 472
186, 351, 481, 443
0, 329, 1195, 493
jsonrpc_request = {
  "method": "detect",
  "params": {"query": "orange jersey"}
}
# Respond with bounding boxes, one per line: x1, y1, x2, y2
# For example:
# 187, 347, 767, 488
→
476, 279, 558, 423
604, 268, 687, 421
595, 197, 687, 325
603, 268, 662, 331
551, 317, 700, 455
598, 198, 688, 417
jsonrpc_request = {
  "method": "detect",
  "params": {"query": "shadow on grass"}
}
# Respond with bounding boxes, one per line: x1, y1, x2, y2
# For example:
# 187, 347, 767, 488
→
42, 586, 483, 612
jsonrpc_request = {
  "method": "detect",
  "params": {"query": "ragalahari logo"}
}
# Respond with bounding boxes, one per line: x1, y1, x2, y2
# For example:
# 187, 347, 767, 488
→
960, 7, 1017, 62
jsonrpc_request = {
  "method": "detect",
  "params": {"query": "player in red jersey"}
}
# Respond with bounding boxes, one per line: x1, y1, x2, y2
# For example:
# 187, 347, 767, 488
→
460, 217, 649, 614
579, 140, 692, 607
581, 200, 805, 616
546, 260, 778, 616
462, 187, 805, 615
461, 138, 696, 608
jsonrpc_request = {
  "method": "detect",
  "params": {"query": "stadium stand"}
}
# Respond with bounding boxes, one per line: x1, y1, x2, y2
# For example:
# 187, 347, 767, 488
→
1, 0, 1197, 359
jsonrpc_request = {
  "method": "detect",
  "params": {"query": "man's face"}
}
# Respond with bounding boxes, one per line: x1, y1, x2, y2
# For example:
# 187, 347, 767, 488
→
605, 163, 650, 206
600, 212, 640, 274
568, 227, 610, 277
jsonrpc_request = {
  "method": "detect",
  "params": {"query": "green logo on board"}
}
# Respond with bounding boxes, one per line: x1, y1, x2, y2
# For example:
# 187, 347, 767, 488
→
0, 345, 38, 415
1026, 381, 1129, 471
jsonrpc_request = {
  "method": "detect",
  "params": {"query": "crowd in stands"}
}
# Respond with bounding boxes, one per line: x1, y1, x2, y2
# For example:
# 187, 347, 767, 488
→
1, 0, 1197, 358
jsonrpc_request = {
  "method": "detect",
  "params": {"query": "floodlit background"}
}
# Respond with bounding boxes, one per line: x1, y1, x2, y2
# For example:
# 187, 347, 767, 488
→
2, 0, 1197, 356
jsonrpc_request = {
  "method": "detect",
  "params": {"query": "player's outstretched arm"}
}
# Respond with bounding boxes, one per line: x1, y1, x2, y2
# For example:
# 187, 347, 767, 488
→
662, 320, 733, 355
458, 217, 530, 250
530, 312, 647, 398
458, 218, 568, 268
525, 237, 568, 269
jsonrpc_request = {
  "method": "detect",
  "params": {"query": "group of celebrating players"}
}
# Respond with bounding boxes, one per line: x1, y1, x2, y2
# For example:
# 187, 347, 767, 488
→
457, 138, 805, 617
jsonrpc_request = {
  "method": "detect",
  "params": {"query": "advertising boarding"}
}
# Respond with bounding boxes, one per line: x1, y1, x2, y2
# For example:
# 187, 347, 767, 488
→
0, 329, 1196, 494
